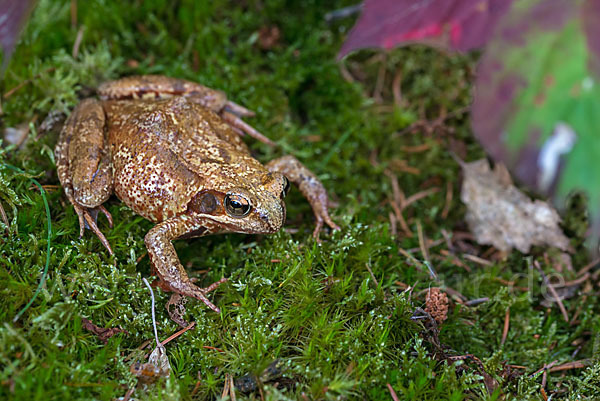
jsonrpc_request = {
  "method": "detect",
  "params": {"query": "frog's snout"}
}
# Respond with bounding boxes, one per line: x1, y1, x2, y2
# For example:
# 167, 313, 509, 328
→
256, 199, 285, 233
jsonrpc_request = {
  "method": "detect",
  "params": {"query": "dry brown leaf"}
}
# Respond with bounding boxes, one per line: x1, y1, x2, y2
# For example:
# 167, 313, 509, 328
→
81, 317, 128, 344
460, 159, 570, 253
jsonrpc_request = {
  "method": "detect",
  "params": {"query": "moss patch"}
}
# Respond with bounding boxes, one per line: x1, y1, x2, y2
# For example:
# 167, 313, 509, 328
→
0, 0, 598, 400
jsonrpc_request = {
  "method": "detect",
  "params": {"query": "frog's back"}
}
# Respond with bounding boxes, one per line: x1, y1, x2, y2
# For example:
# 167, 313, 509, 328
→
104, 97, 259, 222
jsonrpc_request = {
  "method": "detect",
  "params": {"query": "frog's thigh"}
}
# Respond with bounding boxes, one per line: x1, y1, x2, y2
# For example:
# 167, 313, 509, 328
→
68, 99, 113, 208
98, 75, 227, 112
266, 155, 340, 236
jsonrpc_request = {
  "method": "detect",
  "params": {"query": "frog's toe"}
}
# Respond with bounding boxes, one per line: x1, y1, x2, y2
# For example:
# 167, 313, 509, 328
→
224, 100, 255, 117
73, 204, 114, 256
98, 205, 114, 228
221, 111, 276, 147
311, 212, 340, 240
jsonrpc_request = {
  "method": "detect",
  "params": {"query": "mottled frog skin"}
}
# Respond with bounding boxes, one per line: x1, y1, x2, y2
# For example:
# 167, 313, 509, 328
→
55, 75, 339, 316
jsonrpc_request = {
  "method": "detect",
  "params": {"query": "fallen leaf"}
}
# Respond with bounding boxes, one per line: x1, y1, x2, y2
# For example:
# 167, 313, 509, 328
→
338, 0, 513, 59
460, 159, 570, 253
166, 292, 189, 328
129, 346, 170, 385
81, 317, 128, 344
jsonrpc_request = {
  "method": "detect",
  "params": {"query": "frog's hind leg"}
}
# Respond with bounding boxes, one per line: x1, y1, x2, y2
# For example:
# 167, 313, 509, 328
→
98, 75, 229, 112
98, 75, 275, 146
55, 98, 115, 255
145, 214, 227, 313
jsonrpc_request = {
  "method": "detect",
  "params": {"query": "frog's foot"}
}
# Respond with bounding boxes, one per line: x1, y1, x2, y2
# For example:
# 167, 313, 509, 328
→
73, 203, 114, 256
221, 110, 276, 147
311, 204, 341, 240
189, 277, 229, 313
157, 277, 228, 314
266, 155, 340, 239
166, 277, 225, 327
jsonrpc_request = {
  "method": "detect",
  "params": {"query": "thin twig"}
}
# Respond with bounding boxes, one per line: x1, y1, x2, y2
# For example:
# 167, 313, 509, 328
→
406, 238, 445, 254
577, 258, 600, 276
387, 383, 400, 401
442, 286, 467, 303
385, 171, 412, 236
221, 373, 230, 399
70, 0, 77, 27
501, 307, 510, 346
388, 211, 397, 237
463, 254, 493, 267
403, 187, 439, 210
464, 297, 488, 306
3, 68, 55, 99
365, 263, 379, 287
534, 261, 569, 322
72, 26, 84, 58
392, 68, 402, 107
548, 359, 589, 372
438, 250, 471, 272
229, 374, 237, 401
398, 248, 424, 273
399, 143, 430, 153
203, 345, 225, 352
339, 63, 355, 83
161, 321, 196, 347
441, 180, 452, 219
531, 360, 558, 377
0, 202, 8, 230
372, 53, 387, 102
555, 273, 590, 288
190, 372, 202, 397
122, 386, 135, 401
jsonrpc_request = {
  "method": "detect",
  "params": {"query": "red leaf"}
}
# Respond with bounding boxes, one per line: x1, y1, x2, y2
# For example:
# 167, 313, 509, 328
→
338, 0, 513, 59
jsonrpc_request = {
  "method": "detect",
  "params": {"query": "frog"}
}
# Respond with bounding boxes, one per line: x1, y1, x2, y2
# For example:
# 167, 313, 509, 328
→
54, 75, 339, 317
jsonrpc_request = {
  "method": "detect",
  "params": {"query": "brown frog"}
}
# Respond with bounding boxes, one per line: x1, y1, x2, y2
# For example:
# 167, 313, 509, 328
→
55, 75, 339, 316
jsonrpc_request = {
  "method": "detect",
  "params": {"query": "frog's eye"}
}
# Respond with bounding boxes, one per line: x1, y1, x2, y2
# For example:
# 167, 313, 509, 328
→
224, 194, 252, 217
281, 176, 291, 199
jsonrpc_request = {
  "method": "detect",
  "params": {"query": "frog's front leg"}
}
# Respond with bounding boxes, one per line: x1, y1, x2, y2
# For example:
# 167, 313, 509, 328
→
266, 155, 340, 238
55, 99, 114, 255
145, 214, 227, 313
97, 75, 273, 145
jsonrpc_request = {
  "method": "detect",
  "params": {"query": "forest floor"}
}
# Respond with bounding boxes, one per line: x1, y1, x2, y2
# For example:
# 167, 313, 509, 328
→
0, 1, 599, 400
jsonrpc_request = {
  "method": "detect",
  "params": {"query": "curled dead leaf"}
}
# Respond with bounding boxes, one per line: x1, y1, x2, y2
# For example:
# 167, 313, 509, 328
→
81, 317, 128, 344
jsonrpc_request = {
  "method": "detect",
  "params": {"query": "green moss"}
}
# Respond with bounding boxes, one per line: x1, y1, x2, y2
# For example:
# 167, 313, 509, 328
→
0, 0, 598, 399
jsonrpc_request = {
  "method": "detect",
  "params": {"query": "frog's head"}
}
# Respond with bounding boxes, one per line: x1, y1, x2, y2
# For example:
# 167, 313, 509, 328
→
187, 171, 289, 234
